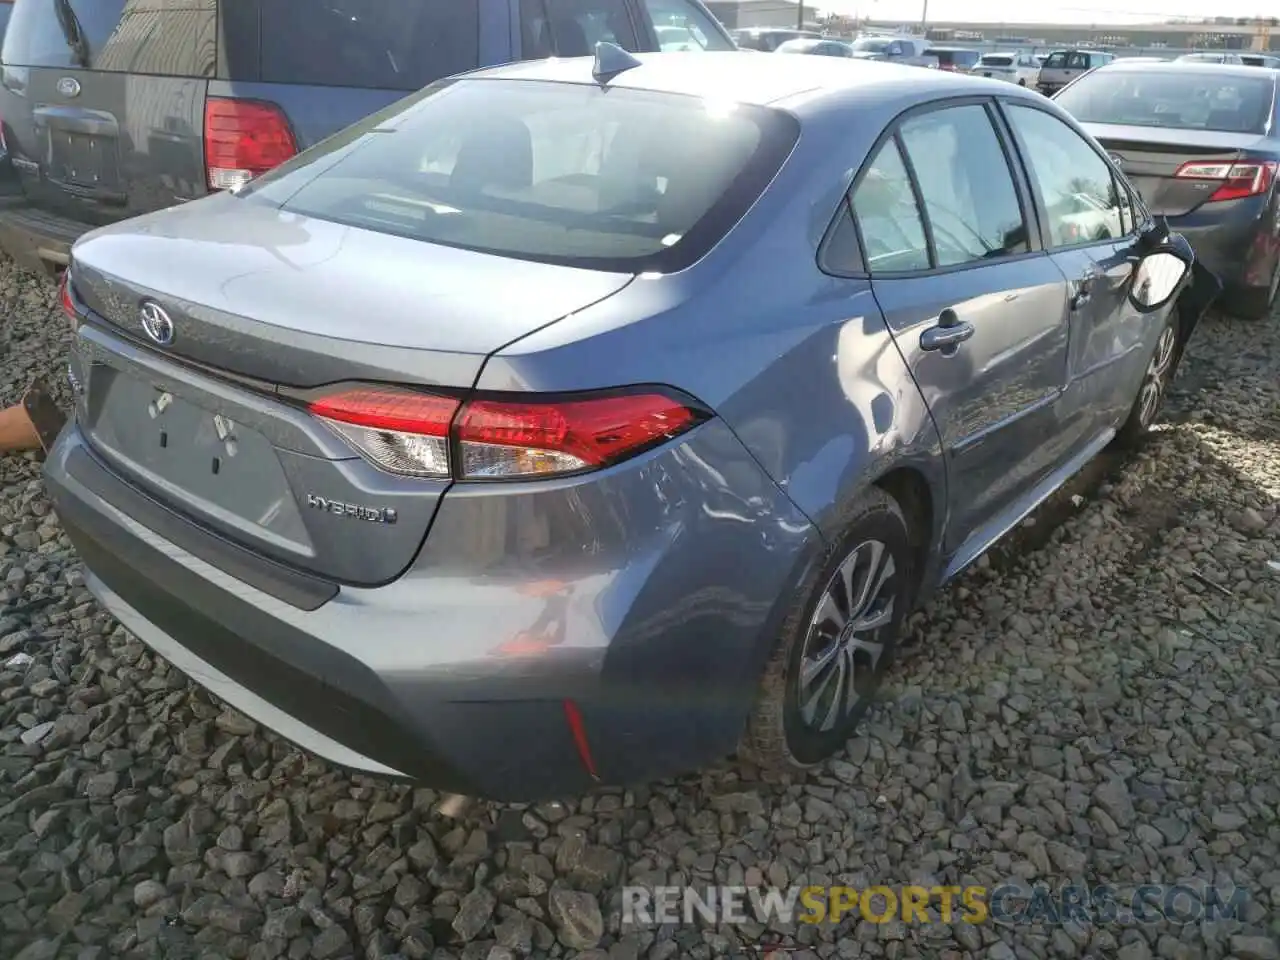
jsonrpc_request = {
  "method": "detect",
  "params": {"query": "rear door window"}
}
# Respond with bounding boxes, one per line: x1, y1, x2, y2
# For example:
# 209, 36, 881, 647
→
851, 138, 930, 274
259, 0, 479, 90
897, 104, 1030, 266
519, 0, 639, 58
1, 0, 216, 76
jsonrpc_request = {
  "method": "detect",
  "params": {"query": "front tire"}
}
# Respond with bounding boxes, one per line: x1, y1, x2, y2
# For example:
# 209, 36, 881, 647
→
742, 489, 913, 771
1115, 311, 1179, 448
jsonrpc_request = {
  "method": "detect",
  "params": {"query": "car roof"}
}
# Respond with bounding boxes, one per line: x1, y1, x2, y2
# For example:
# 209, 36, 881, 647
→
1095, 60, 1277, 80
461, 50, 1016, 108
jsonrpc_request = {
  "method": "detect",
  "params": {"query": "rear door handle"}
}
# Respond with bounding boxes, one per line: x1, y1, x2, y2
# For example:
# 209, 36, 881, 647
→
920, 311, 975, 353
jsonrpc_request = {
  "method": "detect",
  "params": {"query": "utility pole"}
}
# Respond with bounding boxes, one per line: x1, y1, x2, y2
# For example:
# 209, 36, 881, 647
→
798, 1, 805, 29
920, 0, 928, 29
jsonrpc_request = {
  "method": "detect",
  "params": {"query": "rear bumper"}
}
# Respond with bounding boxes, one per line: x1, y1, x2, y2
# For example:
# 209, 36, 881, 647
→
0, 204, 87, 277
46, 419, 817, 800
1167, 202, 1277, 297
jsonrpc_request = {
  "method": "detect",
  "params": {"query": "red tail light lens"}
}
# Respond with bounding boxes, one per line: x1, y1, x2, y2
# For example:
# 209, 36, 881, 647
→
307, 387, 706, 481
310, 387, 458, 478
456, 393, 700, 478
59, 269, 77, 324
204, 98, 298, 192
1174, 160, 1276, 203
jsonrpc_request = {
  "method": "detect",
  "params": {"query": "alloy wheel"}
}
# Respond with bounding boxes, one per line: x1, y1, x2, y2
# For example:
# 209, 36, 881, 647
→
1138, 325, 1178, 429
795, 539, 897, 733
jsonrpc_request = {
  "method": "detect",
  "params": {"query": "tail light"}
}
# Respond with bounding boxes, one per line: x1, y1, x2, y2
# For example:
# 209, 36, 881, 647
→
59, 269, 77, 325
1174, 160, 1276, 203
204, 97, 298, 192
308, 386, 707, 481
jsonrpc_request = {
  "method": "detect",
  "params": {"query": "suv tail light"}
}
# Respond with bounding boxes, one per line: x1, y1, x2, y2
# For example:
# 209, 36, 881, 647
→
1174, 160, 1277, 203
308, 386, 707, 481
204, 98, 298, 192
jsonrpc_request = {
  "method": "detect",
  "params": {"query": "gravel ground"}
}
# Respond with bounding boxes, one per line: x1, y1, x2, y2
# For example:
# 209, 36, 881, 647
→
0, 253, 1277, 960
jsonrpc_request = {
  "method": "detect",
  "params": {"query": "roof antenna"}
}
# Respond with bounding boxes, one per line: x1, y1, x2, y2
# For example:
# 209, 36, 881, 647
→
592, 41, 642, 84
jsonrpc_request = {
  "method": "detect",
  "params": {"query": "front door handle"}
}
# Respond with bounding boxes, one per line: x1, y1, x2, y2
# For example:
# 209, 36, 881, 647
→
920, 311, 975, 353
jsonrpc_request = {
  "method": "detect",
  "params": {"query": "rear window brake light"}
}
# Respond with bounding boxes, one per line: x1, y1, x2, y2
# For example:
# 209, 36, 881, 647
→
1174, 160, 1276, 202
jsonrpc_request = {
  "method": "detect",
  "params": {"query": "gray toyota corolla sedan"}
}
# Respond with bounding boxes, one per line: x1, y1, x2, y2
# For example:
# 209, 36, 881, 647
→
45, 46, 1216, 801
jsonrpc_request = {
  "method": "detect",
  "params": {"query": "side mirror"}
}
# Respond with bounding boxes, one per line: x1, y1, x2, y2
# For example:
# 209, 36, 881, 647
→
1129, 248, 1192, 312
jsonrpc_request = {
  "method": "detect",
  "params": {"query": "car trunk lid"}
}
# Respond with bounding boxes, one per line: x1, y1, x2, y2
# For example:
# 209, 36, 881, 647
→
67, 196, 634, 586
1082, 123, 1266, 216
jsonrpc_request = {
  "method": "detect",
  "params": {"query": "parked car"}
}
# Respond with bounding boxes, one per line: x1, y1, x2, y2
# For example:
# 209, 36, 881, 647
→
45, 50, 1214, 800
1240, 54, 1280, 69
925, 46, 982, 73
732, 27, 820, 51
848, 36, 938, 68
1177, 52, 1245, 65
1054, 60, 1279, 318
972, 51, 1041, 86
1038, 49, 1116, 94
0, 0, 737, 279
775, 38, 854, 58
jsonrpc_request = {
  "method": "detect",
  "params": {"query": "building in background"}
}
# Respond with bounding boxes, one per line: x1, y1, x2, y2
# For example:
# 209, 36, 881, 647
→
707, 1, 1278, 50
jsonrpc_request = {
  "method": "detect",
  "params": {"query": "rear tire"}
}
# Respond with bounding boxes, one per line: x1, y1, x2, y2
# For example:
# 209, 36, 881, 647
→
1225, 268, 1279, 320
741, 489, 913, 772
1115, 310, 1180, 449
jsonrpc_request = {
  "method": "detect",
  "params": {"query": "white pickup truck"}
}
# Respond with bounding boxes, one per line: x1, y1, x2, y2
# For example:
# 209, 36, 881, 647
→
847, 36, 940, 68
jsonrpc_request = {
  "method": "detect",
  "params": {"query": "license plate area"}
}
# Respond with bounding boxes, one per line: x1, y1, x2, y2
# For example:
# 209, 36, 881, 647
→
48, 130, 121, 189
85, 365, 312, 554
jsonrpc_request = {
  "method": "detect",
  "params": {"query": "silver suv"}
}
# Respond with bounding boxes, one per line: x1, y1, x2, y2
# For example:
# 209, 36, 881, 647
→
1038, 49, 1116, 95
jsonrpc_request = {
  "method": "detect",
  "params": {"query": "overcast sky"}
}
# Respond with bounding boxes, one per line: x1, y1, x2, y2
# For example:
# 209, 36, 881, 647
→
820, 0, 1268, 24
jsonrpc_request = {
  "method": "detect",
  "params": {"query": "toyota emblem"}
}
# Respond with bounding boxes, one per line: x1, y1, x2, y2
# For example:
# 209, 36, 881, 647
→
56, 77, 81, 98
139, 301, 175, 345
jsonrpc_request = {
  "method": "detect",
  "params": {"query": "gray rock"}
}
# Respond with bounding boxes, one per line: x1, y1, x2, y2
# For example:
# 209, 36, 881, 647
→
548, 887, 603, 950
133, 880, 168, 909
1230, 936, 1280, 960
453, 886, 497, 942
310, 924, 352, 959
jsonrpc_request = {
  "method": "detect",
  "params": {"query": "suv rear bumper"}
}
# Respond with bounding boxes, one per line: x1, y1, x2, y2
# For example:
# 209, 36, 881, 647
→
0, 204, 85, 276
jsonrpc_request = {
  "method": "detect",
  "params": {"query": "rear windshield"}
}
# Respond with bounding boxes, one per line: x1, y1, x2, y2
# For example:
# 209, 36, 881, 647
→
1055, 70, 1275, 134
240, 78, 800, 273
852, 39, 892, 53
1, 0, 216, 76
980, 55, 1013, 66
258, 0, 479, 90
928, 50, 979, 66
